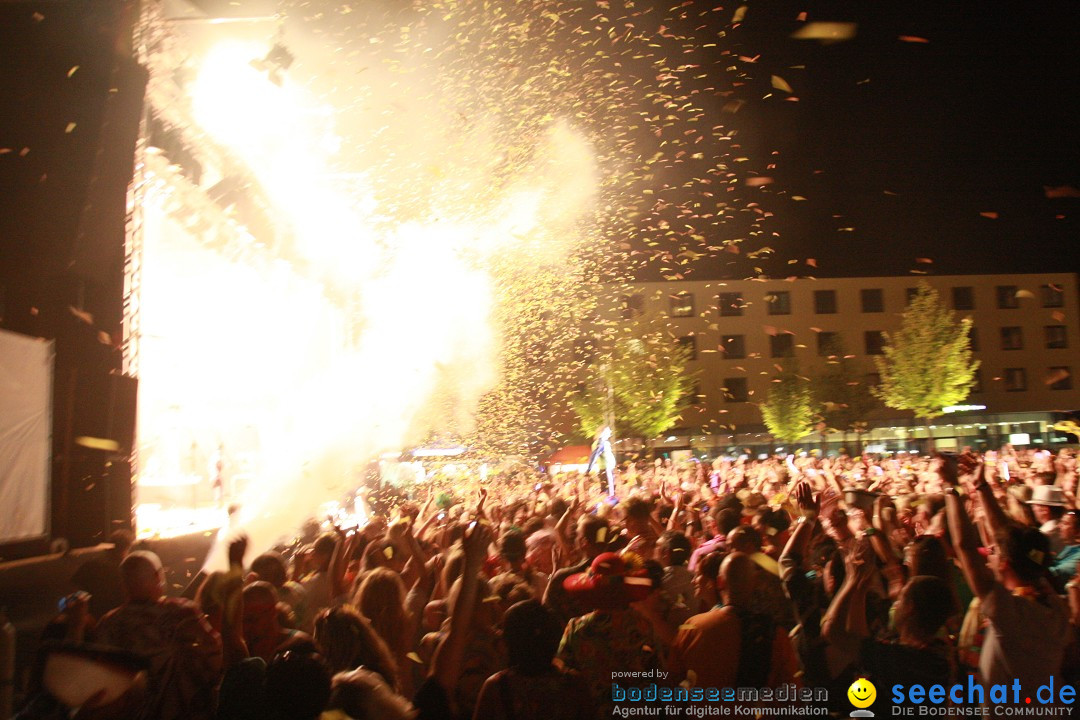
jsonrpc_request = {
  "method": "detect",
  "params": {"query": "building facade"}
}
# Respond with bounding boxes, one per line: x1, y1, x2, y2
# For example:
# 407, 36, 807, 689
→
608, 273, 1080, 455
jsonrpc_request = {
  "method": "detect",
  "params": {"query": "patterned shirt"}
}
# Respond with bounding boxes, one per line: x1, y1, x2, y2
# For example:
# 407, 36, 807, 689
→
94, 598, 223, 720
557, 608, 663, 716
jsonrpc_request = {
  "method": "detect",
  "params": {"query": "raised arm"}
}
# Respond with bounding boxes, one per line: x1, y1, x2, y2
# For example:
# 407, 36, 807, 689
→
431, 521, 491, 692
945, 484, 996, 600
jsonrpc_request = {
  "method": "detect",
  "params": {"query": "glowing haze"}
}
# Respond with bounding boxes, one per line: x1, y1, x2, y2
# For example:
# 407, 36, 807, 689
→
140, 30, 598, 558
138, 0, 774, 558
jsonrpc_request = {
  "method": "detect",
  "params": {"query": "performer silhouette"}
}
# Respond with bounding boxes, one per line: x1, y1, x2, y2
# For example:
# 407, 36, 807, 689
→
586, 426, 617, 497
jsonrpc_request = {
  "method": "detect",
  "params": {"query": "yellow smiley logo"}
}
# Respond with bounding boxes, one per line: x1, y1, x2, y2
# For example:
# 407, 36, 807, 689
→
848, 678, 876, 709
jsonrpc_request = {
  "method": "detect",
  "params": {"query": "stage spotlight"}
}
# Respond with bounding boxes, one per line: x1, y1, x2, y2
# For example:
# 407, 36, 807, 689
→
250, 42, 294, 86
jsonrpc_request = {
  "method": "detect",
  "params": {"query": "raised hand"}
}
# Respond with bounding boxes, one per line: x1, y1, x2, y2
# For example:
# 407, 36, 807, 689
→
794, 480, 820, 519
228, 533, 248, 569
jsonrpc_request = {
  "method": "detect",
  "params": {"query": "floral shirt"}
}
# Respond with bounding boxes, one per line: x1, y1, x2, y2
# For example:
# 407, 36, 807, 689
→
557, 608, 663, 716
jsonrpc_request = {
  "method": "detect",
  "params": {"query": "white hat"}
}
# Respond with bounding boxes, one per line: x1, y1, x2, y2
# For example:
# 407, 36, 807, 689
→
1027, 485, 1068, 508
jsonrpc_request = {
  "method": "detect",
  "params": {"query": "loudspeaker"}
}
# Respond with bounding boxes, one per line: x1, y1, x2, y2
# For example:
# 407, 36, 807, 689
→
62, 456, 132, 549
72, 371, 138, 456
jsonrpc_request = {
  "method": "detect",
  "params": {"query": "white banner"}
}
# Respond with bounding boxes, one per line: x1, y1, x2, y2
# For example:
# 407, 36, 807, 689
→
0, 329, 53, 543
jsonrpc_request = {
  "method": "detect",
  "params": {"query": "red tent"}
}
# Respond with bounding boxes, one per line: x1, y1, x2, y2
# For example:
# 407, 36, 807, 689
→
546, 445, 592, 466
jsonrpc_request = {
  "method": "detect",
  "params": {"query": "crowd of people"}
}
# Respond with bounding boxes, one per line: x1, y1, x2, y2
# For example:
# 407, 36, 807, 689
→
15, 445, 1080, 719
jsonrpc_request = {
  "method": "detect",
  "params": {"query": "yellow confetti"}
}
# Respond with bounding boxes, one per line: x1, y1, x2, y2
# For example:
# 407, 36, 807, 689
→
770, 75, 793, 93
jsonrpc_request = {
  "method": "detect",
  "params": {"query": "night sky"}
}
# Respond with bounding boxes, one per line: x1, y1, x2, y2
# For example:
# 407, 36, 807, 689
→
170, 0, 1080, 282
714, 0, 1080, 279
3, 0, 1079, 302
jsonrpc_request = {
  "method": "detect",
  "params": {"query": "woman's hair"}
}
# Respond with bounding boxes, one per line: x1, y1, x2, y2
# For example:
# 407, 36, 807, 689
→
313, 606, 399, 689
360, 539, 398, 573
908, 535, 950, 580
355, 568, 409, 659
502, 600, 562, 675
895, 575, 954, 641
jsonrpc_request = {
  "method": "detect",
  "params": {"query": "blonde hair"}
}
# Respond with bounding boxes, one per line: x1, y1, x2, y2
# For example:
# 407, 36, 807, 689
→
355, 568, 409, 659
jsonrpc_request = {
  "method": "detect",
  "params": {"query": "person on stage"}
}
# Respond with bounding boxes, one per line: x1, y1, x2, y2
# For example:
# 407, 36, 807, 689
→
586, 426, 616, 497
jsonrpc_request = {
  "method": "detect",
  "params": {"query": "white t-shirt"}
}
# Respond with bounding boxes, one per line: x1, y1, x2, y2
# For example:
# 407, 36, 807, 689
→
979, 583, 1068, 694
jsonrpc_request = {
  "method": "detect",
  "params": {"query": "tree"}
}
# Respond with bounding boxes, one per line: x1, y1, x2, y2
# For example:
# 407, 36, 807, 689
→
872, 282, 979, 423
760, 366, 817, 445
571, 324, 696, 449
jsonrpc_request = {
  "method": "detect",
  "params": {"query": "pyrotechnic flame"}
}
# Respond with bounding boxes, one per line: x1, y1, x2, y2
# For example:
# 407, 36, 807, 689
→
142, 36, 598, 563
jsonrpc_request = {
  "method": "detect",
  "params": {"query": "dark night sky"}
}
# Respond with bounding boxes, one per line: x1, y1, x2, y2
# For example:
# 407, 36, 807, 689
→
716, 0, 1080, 279
3, 0, 1079, 310
176, 0, 1080, 282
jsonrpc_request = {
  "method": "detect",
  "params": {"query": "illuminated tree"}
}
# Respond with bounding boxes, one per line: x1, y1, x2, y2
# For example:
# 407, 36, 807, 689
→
572, 324, 695, 448
760, 366, 816, 445
872, 283, 979, 421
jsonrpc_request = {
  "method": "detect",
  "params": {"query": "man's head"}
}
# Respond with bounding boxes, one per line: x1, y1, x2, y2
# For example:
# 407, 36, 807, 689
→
265, 651, 331, 720
503, 600, 561, 675
719, 552, 756, 608
242, 581, 281, 644
711, 507, 741, 536
991, 524, 1051, 587
310, 534, 337, 572
577, 515, 611, 558
498, 529, 527, 566
692, 551, 724, 608
525, 530, 557, 575
658, 531, 691, 568
726, 526, 762, 555
621, 496, 653, 536
119, 551, 164, 603
1028, 485, 1068, 525
107, 529, 134, 561
251, 552, 289, 588
1062, 510, 1079, 546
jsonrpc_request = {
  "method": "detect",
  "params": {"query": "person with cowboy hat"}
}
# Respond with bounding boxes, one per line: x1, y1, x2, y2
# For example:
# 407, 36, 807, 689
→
1028, 484, 1071, 554
556, 552, 661, 717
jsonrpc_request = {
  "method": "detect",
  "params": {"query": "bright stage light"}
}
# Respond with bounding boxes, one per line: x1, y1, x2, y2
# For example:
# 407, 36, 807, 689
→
137, 35, 599, 561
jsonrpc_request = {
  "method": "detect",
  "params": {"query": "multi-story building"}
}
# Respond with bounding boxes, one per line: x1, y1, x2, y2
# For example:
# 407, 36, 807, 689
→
608, 273, 1080, 455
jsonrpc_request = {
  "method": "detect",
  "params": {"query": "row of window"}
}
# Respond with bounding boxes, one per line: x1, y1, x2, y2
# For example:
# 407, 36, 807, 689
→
675, 324, 1068, 360
973, 367, 1072, 393
636, 283, 1068, 319
709, 366, 1073, 403
994, 325, 1068, 350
